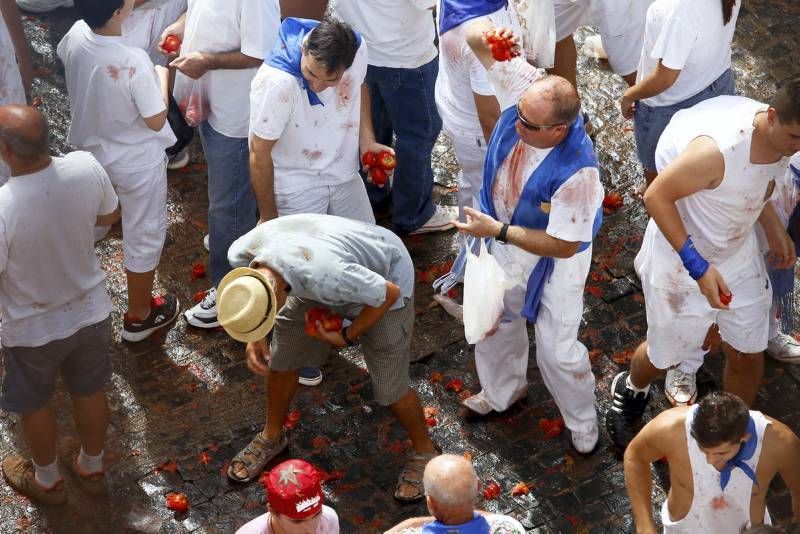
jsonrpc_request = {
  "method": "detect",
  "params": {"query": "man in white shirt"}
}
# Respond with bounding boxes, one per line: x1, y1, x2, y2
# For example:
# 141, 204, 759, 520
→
59, 0, 180, 342
165, 0, 280, 332
0, 105, 119, 504
454, 25, 604, 454
606, 83, 800, 451
0, 0, 32, 185
333, 0, 457, 235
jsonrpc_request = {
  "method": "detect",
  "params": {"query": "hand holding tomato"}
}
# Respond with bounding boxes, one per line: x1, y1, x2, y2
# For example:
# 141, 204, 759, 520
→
484, 29, 520, 62
361, 146, 397, 187
162, 35, 181, 54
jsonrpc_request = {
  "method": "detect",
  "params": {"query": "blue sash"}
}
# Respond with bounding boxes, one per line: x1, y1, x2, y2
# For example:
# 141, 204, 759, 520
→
478, 108, 601, 323
439, 0, 507, 35
719, 416, 759, 492
422, 514, 490, 534
266, 18, 361, 107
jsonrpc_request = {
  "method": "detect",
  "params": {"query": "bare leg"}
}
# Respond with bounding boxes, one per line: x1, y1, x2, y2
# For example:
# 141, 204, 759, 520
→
389, 389, 436, 454
125, 269, 156, 319
20, 405, 57, 467
550, 35, 578, 90
263, 369, 300, 441
628, 341, 664, 390
722, 343, 764, 406
71, 390, 109, 457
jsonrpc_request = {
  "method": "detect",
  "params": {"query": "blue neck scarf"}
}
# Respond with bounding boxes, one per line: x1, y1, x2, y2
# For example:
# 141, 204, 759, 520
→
266, 18, 361, 107
478, 107, 602, 322
719, 416, 759, 492
439, 0, 507, 35
422, 514, 490, 534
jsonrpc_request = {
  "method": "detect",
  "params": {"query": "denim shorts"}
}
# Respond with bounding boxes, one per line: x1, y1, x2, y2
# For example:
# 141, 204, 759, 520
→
0, 316, 112, 413
634, 68, 734, 172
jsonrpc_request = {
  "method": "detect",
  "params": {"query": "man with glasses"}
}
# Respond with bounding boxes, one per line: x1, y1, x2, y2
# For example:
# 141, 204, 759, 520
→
452, 25, 604, 455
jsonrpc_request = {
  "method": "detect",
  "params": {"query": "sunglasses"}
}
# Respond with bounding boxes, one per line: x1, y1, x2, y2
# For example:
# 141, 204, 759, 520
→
516, 102, 563, 131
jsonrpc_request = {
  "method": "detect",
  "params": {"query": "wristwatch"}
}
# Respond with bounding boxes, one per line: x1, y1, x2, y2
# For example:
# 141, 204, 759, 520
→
342, 327, 357, 347
496, 223, 510, 244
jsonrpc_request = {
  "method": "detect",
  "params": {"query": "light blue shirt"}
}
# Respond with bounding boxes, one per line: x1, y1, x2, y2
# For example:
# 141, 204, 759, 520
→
228, 214, 414, 317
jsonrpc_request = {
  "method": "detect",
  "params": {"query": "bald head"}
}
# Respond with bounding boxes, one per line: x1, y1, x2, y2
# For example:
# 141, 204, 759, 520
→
520, 74, 581, 127
423, 454, 479, 509
0, 105, 50, 161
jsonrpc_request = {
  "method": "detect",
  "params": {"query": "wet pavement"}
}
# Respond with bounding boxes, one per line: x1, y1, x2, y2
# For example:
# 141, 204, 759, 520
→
2, 1, 800, 532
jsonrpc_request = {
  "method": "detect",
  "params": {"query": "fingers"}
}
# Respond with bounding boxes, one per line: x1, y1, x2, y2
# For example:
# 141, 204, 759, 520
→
245, 342, 269, 375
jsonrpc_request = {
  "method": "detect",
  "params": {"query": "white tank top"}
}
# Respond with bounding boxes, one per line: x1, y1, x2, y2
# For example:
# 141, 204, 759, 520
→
661, 405, 771, 533
637, 96, 790, 290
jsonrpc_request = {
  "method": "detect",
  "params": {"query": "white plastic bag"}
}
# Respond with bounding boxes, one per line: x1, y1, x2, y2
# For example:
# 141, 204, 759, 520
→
173, 76, 209, 127
511, 0, 556, 68
463, 239, 515, 344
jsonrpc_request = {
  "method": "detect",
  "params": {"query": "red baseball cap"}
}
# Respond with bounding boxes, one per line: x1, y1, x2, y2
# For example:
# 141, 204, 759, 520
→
263, 459, 323, 520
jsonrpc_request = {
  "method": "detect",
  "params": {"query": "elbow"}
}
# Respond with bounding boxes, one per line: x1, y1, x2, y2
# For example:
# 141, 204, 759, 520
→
554, 242, 581, 259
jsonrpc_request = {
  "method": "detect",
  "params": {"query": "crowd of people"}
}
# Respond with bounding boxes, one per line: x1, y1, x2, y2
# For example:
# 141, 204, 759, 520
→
1, 0, 800, 532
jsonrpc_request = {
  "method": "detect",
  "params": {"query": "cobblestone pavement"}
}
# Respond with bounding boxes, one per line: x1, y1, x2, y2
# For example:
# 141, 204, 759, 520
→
1, 2, 799, 532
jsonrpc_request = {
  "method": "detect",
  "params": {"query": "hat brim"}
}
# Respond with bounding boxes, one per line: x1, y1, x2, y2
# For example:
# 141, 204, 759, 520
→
217, 267, 278, 343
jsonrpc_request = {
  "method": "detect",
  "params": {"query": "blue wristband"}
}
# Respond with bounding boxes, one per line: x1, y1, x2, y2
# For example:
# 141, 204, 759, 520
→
678, 236, 709, 280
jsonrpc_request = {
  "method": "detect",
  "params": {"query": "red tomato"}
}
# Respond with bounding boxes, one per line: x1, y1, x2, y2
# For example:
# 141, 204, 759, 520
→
370, 167, 388, 186
361, 152, 377, 167
719, 290, 733, 306
378, 151, 396, 170
485, 31, 503, 44
163, 35, 181, 54
166, 492, 189, 513
305, 308, 342, 334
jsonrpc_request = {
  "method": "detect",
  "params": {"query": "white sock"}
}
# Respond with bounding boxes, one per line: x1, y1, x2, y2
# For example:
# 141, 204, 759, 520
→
33, 459, 61, 489
626, 375, 650, 396
77, 448, 104, 475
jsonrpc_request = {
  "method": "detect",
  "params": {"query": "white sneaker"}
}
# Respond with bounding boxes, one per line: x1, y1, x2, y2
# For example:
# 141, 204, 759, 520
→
203, 234, 209, 251
408, 205, 458, 235
167, 149, 189, 170
461, 388, 526, 415
184, 287, 219, 328
16, 0, 73, 12
571, 423, 599, 454
664, 368, 697, 407
766, 333, 800, 364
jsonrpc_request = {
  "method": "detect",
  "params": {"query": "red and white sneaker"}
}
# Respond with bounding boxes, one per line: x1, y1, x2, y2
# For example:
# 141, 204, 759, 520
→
122, 294, 180, 342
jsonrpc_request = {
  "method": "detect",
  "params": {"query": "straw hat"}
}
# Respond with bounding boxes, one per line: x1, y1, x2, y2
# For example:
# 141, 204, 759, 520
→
217, 267, 277, 342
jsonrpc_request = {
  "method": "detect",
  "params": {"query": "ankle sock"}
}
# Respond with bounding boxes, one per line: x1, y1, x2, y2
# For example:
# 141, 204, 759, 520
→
33, 459, 61, 489
77, 448, 104, 475
626, 375, 650, 396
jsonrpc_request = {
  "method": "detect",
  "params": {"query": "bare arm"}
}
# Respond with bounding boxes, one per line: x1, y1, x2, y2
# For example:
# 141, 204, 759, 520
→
771, 421, 800, 522
96, 204, 121, 226
169, 51, 263, 80
313, 281, 402, 347
0, 0, 33, 95
758, 201, 796, 269
358, 83, 394, 182
473, 92, 501, 144
249, 135, 279, 223
621, 61, 681, 118
142, 65, 170, 131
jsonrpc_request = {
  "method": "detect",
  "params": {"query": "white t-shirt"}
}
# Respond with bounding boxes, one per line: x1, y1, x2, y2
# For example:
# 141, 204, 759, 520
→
57, 21, 176, 174
638, 0, 740, 107
435, 3, 523, 135
487, 58, 603, 243
177, 0, 280, 138
235, 505, 339, 534
0, 11, 27, 185
332, 0, 437, 69
0, 153, 117, 347
249, 41, 369, 194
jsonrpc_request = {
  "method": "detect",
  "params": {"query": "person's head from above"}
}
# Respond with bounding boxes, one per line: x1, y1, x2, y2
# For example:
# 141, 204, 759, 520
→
423, 454, 479, 525
765, 77, 800, 157
0, 104, 51, 174
263, 459, 325, 534
74, 0, 134, 31
300, 18, 358, 94
217, 266, 290, 343
516, 75, 581, 150
690, 392, 751, 471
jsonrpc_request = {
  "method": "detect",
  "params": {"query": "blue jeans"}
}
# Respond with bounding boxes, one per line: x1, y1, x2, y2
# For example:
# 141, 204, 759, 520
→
365, 57, 442, 233
634, 68, 734, 171
199, 121, 258, 287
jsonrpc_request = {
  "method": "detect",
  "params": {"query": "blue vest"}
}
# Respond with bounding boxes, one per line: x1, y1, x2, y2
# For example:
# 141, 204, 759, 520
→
439, 0, 507, 35
479, 107, 602, 322
422, 514, 490, 534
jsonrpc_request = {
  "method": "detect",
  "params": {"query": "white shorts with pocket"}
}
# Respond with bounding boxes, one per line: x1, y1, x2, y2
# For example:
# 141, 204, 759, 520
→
640, 255, 772, 369
107, 162, 168, 273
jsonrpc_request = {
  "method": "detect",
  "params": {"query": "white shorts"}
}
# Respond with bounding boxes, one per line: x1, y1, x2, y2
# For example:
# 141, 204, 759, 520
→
275, 175, 375, 224
108, 162, 168, 273
641, 256, 772, 369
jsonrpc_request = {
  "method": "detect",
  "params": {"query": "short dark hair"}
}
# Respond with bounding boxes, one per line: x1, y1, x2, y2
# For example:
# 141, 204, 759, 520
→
74, 0, 124, 30
772, 78, 800, 126
304, 18, 358, 74
690, 392, 750, 448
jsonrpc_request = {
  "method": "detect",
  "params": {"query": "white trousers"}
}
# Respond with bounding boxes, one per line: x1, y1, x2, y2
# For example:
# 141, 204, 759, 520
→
447, 127, 487, 218
473, 242, 597, 432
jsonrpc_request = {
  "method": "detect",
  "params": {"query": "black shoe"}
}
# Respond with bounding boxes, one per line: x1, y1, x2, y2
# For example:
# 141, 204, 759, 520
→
122, 294, 180, 342
605, 371, 650, 450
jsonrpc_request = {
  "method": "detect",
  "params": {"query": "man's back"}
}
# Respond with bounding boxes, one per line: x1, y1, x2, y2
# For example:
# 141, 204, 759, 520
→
0, 152, 118, 347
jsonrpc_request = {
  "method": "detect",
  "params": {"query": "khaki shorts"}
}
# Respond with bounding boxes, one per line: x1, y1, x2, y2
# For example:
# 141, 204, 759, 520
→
269, 296, 414, 406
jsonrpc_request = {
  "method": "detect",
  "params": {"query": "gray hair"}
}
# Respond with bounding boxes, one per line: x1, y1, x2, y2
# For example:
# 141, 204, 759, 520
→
422, 455, 479, 508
